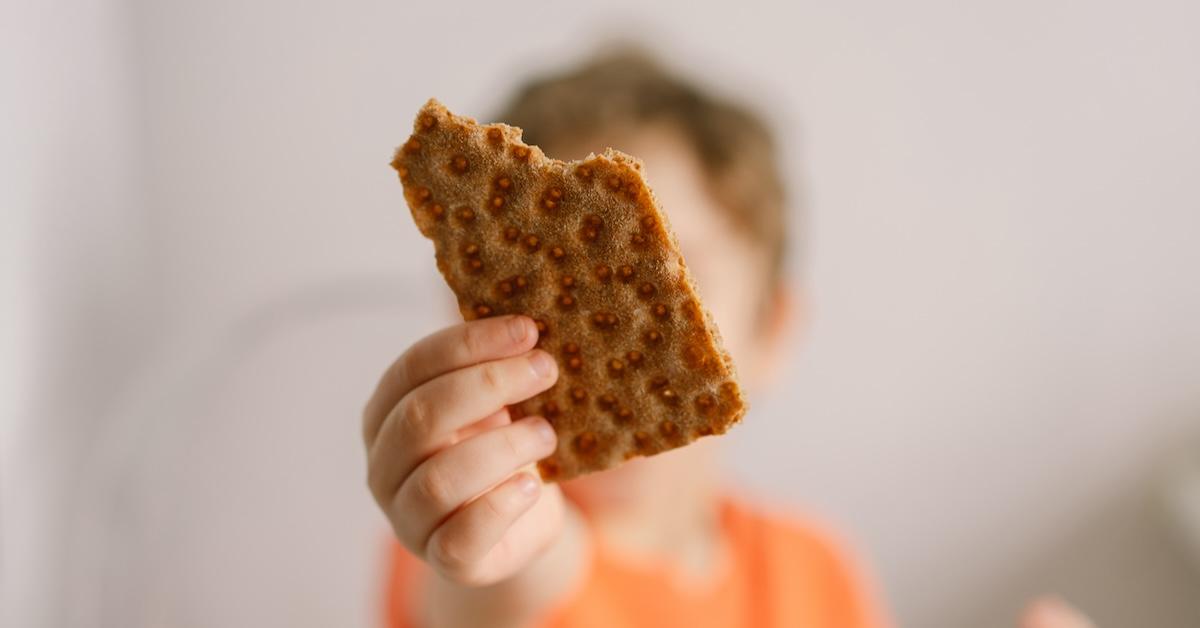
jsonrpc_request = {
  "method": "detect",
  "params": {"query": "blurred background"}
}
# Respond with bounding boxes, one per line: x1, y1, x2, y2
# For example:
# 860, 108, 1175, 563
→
4, 0, 1200, 626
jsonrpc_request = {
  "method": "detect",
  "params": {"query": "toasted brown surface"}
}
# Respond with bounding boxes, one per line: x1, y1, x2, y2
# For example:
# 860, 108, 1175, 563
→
391, 98, 746, 481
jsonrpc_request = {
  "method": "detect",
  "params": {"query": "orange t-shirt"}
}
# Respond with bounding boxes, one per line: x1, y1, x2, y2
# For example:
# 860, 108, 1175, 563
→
384, 497, 889, 628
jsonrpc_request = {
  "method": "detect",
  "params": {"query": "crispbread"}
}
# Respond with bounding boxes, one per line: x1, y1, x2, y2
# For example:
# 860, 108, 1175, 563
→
391, 98, 746, 481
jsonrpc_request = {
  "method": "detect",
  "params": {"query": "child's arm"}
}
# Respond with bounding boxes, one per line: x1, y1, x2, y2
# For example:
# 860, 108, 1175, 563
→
363, 315, 588, 628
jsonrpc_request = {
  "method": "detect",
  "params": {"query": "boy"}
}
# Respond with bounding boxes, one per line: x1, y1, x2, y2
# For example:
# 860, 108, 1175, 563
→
362, 49, 1093, 628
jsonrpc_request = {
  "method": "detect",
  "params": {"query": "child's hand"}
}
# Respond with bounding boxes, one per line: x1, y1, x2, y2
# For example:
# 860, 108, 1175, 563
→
363, 315, 564, 586
1020, 597, 1097, 628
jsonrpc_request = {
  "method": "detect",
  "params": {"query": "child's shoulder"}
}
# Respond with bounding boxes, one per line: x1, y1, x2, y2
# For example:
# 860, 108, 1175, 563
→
719, 494, 864, 575
719, 494, 889, 626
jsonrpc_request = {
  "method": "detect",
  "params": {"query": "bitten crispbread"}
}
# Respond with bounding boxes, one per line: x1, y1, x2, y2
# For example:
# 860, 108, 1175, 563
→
391, 98, 746, 481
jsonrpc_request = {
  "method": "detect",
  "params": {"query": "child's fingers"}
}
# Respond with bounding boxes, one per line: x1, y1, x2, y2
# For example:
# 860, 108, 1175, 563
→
1020, 597, 1096, 628
391, 416, 557, 553
454, 407, 513, 442
423, 472, 542, 585
366, 351, 557, 503
363, 315, 538, 447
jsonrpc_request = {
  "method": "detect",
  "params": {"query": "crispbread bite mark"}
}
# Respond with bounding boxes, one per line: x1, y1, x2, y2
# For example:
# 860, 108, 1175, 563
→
392, 98, 747, 481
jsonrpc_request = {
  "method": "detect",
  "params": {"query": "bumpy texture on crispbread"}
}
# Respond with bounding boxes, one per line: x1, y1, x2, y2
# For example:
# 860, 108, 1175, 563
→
391, 99, 746, 481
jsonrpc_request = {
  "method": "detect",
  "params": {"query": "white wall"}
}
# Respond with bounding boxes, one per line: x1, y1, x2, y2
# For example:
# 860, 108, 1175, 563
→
8, 0, 1200, 626
3, 1, 153, 626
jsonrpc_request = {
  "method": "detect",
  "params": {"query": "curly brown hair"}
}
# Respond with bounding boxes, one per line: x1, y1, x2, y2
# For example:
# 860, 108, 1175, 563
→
493, 47, 789, 286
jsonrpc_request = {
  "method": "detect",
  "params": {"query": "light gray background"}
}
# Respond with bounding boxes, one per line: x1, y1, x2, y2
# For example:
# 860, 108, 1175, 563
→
4, 1, 1200, 627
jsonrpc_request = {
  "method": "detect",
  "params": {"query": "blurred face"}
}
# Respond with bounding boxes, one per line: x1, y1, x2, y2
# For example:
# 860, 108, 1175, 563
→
547, 125, 788, 510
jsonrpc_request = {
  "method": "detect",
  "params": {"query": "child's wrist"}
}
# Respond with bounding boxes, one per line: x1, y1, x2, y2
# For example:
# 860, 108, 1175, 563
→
505, 501, 591, 624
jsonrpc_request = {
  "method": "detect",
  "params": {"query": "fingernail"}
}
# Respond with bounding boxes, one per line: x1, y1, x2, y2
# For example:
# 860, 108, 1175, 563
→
508, 316, 530, 343
533, 418, 557, 444
528, 351, 555, 379
516, 473, 539, 496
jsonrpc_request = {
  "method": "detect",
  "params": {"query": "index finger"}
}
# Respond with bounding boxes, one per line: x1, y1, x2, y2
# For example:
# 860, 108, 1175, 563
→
363, 315, 539, 446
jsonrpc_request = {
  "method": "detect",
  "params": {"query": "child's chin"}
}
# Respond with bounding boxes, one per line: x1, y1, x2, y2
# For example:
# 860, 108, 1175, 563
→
562, 442, 716, 511
561, 456, 663, 510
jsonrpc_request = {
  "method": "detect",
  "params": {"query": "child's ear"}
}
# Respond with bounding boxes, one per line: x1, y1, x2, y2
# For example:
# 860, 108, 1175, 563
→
751, 281, 804, 390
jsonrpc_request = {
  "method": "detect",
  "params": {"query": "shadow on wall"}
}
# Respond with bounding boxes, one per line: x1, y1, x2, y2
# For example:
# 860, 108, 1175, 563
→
961, 421, 1200, 628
